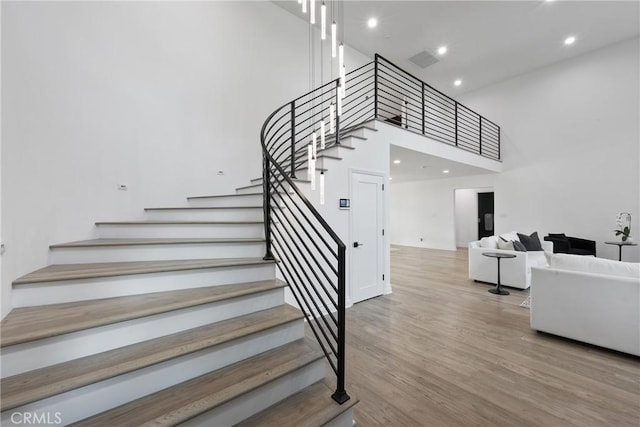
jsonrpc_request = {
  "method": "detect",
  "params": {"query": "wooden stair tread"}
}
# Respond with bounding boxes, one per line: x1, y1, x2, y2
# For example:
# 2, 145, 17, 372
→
1, 279, 285, 347
187, 193, 263, 200
50, 238, 265, 249
13, 257, 276, 285
236, 381, 359, 427
144, 206, 264, 211
71, 339, 323, 427
95, 220, 263, 225
0, 305, 302, 411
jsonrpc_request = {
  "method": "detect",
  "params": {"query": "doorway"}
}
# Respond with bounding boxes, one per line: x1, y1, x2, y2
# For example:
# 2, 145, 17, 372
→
477, 192, 494, 239
350, 171, 385, 303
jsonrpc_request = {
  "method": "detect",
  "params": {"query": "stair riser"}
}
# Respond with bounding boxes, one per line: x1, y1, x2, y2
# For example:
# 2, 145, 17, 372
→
1, 322, 305, 425
145, 209, 264, 222
188, 195, 264, 207
96, 223, 264, 239
2, 288, 285, 377
12, 263, 276, 307
49, 242, 266, 264
180, 358, 327, 427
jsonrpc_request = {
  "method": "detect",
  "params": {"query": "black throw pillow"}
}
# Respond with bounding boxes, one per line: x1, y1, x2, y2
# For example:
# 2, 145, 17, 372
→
512, 240, 527, 252
517, 232, 543, 251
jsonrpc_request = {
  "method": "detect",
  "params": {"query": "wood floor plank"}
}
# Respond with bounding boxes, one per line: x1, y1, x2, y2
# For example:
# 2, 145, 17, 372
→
0, 305, 302, 411
13, 257, 275, 285
1, 279, 285, 347
71, 339, 323, 427
187, 193, 263, 200
315, 245, 640, 426
95, 220, 263, 225
50, 238, 265, 248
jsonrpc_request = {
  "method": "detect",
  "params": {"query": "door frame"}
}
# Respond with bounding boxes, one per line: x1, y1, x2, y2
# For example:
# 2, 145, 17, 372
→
348, 168, 389, 306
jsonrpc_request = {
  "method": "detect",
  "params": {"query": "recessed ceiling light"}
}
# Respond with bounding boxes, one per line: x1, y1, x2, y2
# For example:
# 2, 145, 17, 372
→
454, 79, 462, 87
443, 169, 450, 174
393, 159, 401, 164
389, 177, 393, 180
367, 17, 378, 28
437, 46, 447, 55
564, 36, 576, 45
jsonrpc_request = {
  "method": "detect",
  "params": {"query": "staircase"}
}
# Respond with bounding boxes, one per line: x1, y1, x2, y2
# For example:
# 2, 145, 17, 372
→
0, 187, 357, 426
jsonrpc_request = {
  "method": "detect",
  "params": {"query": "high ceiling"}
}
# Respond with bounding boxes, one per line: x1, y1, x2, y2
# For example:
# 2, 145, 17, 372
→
274, 0, 639, 183
273, 0, 640, 95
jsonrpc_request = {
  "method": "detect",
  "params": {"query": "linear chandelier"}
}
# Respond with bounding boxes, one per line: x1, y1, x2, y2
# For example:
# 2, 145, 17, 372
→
300, 0, 346, 205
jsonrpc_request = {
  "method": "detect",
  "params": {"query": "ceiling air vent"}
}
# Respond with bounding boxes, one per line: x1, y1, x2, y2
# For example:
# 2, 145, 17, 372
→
408, 50, 439, 69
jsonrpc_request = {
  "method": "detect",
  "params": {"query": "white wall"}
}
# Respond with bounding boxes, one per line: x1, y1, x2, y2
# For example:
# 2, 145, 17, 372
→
454, 188, 494, 247
391, 37, 640, 262
0, 1, 371, 318
391, 176, 497, 250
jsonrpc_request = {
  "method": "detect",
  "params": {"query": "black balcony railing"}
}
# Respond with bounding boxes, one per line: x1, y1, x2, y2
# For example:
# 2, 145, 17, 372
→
259, 54, 500, 404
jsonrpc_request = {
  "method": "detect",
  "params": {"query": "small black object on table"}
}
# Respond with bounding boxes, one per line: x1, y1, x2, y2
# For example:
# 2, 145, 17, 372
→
604, 241, 638, 261
482, 252, 517, 295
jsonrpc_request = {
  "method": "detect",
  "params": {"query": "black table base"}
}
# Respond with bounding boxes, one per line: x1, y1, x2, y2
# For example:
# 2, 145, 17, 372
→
482, 252, 516, 296
489, 286, 510, 295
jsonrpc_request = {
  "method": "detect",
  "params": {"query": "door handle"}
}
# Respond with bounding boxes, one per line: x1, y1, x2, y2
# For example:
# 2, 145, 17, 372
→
353, 242, 364, 248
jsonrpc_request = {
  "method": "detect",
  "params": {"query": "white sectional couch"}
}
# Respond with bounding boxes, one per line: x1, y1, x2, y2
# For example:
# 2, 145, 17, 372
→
468, 233, 552, 289
531, 254, 640, 356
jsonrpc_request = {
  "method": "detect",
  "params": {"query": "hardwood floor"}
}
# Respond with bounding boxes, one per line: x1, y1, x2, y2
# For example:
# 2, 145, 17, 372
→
336, 245, 639, 426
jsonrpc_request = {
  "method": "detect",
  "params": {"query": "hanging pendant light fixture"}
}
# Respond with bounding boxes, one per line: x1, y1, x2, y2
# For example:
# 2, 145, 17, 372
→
302, 0, 307, 14
340, 64, 346, 98
320, 171, 325, 205
337, 91, 342, 116
329, 103, 335, 133
320, 120, 326, 149
310, 158, 316, 190
307, 143, 313, 180
331, 22, 337, 58
312, 131, 318, 159
310, 0, 316, 24
321, 3, 327, 40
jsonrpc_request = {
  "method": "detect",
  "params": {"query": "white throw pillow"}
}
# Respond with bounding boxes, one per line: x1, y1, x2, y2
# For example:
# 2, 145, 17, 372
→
480, 236, 499, 249
549, 253, 640, 279
497, 238, 514, 250
499, 231, 520, 243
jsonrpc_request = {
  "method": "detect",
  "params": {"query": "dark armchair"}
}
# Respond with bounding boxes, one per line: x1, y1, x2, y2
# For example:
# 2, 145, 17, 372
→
544, 233, 596, 256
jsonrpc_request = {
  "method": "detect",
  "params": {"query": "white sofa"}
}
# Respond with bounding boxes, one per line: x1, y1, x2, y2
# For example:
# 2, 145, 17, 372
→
531, 254, 640, 356
468, 234, 552, 289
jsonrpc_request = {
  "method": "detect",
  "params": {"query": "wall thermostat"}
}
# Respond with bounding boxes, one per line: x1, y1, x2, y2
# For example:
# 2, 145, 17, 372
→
339, 199, 350, 209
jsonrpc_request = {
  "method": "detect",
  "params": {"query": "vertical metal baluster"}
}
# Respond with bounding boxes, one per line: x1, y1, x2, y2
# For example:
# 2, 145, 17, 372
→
335, 79, 341, 145
454, 102, 459, 146
332, 243, 350, 404
479, 116, 483, 156
290, 101, 297, 178
262, 152, 274, 261
422, 82, 425, 135
374, 54, 379, 119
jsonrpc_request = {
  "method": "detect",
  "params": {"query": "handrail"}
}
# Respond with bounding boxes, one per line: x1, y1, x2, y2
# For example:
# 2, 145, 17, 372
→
259, 54, 501, 405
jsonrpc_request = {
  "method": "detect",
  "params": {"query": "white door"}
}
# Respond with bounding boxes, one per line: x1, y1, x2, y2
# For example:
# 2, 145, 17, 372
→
350, 172, 384, 303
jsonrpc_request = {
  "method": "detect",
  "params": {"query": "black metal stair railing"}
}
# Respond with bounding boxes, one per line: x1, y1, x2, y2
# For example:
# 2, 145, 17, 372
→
374, 54, 501, 160
259, 54, 501, 404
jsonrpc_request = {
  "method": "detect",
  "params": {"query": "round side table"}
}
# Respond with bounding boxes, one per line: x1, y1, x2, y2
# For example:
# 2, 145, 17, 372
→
482, 252, 517, 295
604, 241, 638, 261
